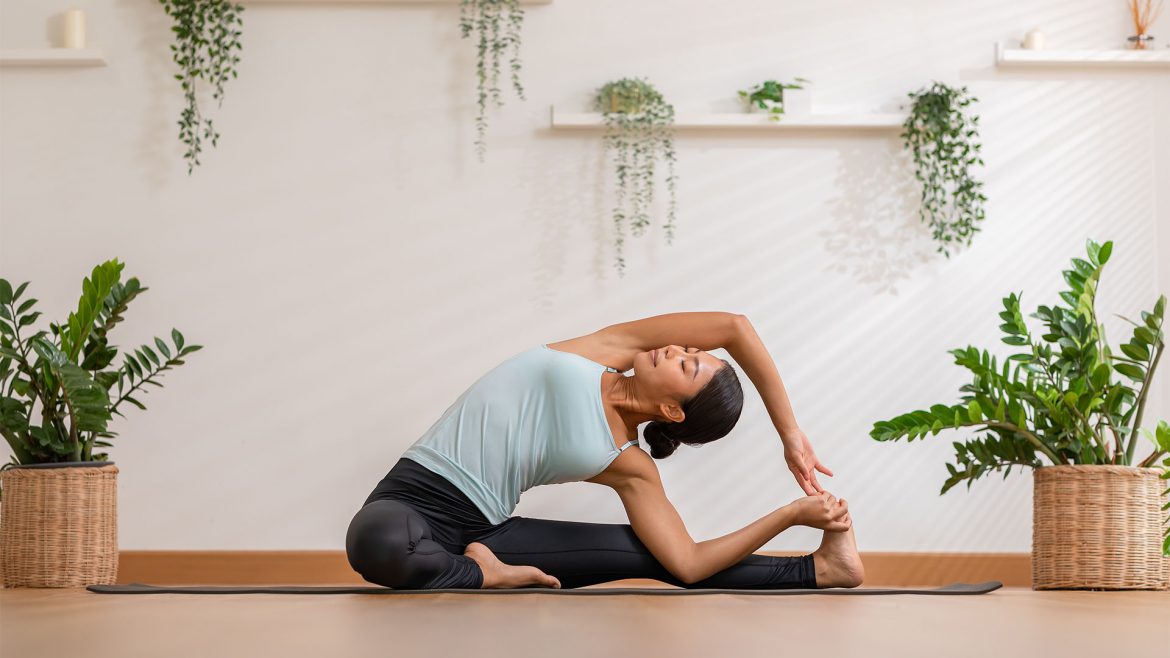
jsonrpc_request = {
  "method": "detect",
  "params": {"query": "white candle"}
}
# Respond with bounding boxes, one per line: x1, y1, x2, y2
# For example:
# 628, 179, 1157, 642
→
1022, 28, 1045, 50
63, 9, 86, 49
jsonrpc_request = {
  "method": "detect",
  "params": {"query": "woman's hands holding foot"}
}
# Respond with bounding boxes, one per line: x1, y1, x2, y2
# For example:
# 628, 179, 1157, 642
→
787, 491, 851, 532
788, 493, 863, 588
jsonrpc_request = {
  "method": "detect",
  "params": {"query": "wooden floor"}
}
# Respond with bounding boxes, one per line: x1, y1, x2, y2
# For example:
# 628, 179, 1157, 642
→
2, 581, 1166, 658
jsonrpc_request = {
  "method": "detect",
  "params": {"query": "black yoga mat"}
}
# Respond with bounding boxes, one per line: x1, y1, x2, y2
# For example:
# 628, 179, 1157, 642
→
88, 581, 1002, 596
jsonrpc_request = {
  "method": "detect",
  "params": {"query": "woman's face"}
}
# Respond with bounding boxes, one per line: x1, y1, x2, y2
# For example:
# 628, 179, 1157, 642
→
635, 345, 723, 405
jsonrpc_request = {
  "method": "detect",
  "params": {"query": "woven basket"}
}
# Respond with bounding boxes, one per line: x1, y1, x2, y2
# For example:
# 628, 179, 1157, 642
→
0, 462, 119, 588
1032, 464, 1170, 590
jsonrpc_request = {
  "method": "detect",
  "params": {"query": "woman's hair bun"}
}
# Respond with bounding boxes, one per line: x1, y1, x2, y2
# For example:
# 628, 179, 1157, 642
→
642, 422, 681, 459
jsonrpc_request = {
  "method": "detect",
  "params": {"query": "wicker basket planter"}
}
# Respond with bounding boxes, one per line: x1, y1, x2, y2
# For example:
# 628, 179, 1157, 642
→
1032, 465, 1170, 590
0, 461, 119, 588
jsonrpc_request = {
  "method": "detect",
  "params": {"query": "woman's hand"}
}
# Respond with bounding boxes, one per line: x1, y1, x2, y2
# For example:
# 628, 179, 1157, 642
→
783, 429, 833, 495
787, 492, 851, 531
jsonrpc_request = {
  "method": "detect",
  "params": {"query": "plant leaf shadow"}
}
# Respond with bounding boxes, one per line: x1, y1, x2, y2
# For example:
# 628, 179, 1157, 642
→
820, 143, 937, 295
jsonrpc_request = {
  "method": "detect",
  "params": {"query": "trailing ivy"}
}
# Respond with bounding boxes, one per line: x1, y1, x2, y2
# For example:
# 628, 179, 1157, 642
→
158, 0, 245, 175
901, 82, 987, 256
595, 78, 678, 278
869, 239, 1169, 555
459, 0, 526, 162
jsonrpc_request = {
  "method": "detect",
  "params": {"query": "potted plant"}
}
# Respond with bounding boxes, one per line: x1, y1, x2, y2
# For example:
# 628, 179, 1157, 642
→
594, 77, 678, 279
459, 0, 529, 162
870, 239, 1169, 590
901, 81, 987, 257
738, 78, 811, 121
158, 0, 245, 175
0, 260, 201, 587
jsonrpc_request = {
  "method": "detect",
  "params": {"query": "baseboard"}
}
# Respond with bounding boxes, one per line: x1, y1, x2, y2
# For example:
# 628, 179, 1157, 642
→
116, 551, 1032, 587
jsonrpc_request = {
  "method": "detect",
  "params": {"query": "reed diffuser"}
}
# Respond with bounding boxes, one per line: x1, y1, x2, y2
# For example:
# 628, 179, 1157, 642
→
1127, 0, 1163, 49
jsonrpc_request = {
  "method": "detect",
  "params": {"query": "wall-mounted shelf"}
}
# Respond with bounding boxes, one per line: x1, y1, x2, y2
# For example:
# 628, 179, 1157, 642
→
995, 43, 1170, 68
0, 48, 107, 67
550, 107, 905, 132
238, 0, 552, 4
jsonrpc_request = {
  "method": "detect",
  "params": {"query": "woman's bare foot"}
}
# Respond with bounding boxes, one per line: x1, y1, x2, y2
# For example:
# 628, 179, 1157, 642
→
464, 542, 561, 589
810, 513, 864, 588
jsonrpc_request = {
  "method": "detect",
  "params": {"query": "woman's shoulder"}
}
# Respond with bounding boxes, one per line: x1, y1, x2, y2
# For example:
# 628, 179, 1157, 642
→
544, 334, 631, 372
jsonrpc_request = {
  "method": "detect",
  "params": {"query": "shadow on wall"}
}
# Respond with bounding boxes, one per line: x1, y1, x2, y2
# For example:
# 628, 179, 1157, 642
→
820, 142, 936, 296
521, 131, 611, 310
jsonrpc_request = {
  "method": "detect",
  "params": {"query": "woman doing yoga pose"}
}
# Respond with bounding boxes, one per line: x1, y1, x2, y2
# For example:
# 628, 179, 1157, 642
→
346, 312, 864, 589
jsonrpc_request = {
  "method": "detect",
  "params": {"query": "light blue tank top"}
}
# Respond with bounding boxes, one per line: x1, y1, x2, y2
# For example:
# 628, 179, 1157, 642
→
400, 344, 641, 525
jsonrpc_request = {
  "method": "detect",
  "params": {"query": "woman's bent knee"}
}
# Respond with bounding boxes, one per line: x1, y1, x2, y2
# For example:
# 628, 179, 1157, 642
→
346, 500, 428, 588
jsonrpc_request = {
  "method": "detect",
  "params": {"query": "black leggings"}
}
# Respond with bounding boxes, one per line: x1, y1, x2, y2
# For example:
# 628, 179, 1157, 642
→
346, 457, 817, 590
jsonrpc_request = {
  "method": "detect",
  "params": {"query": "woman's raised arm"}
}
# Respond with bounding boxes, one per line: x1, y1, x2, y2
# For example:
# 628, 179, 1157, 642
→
727, 316, 833, 494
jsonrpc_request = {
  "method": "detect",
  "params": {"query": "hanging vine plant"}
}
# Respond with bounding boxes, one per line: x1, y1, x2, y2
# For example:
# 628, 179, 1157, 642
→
158, 0, 245, 176
459, 0, 527, 162
901, 82, 987, 257
595, 78, 678, 279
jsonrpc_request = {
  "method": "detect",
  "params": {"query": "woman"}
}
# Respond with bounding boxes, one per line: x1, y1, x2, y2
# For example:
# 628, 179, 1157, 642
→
346, 311, 864, 590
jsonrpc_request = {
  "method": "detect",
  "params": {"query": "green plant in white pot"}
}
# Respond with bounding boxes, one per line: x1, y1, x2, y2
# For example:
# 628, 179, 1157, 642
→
0, 259, 201, 587
870, 239, 1169, 589
595, 77, 678, 279
738, 78, 811, 121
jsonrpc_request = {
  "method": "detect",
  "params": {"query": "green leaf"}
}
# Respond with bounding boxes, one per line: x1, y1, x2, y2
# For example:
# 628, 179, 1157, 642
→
1086, 240, 1101, 264
61, 260, 123, 361
0, 280, 11, 305
1156, 421, 1170, 453
154, 337, 172, 359
1114, 363, 1145, 381
1121, 342, 1150, 361
968, 400, 982, 423
1097, 241, 1113, 265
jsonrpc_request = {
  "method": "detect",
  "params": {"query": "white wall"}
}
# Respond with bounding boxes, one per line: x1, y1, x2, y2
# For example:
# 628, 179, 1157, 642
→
1, 0, 1167, 552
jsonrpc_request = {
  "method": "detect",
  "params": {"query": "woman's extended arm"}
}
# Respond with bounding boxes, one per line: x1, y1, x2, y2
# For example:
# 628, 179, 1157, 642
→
726, 316, 801, 440
598, 450, 848, 584
727, 316, 833, 494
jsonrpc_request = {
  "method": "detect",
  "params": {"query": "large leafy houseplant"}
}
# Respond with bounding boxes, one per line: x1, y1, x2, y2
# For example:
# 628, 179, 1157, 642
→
870, 240, 1170, 555
460, 0, 528, 162
901, 82, 987, 257
158, 0, 245, 175
595, 77, 678, 279
0, 260, 202, 466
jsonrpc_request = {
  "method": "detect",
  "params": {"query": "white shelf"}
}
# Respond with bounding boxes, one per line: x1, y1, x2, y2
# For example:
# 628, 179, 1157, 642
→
0, 48, 107, 67
239, 0, 552, 4
550, 107, 905, 131
996, 44, 1170, 68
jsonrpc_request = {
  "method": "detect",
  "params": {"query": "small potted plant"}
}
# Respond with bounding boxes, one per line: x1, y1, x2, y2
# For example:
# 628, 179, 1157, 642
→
594, 77, 678, 278
0, 260, 201, 587
870, 239, 1169, 590
738, 78, 811, 120
901, 81, 987, 257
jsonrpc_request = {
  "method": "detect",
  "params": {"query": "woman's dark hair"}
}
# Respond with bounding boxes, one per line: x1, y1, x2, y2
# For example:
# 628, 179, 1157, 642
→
642, 359, 743, 459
